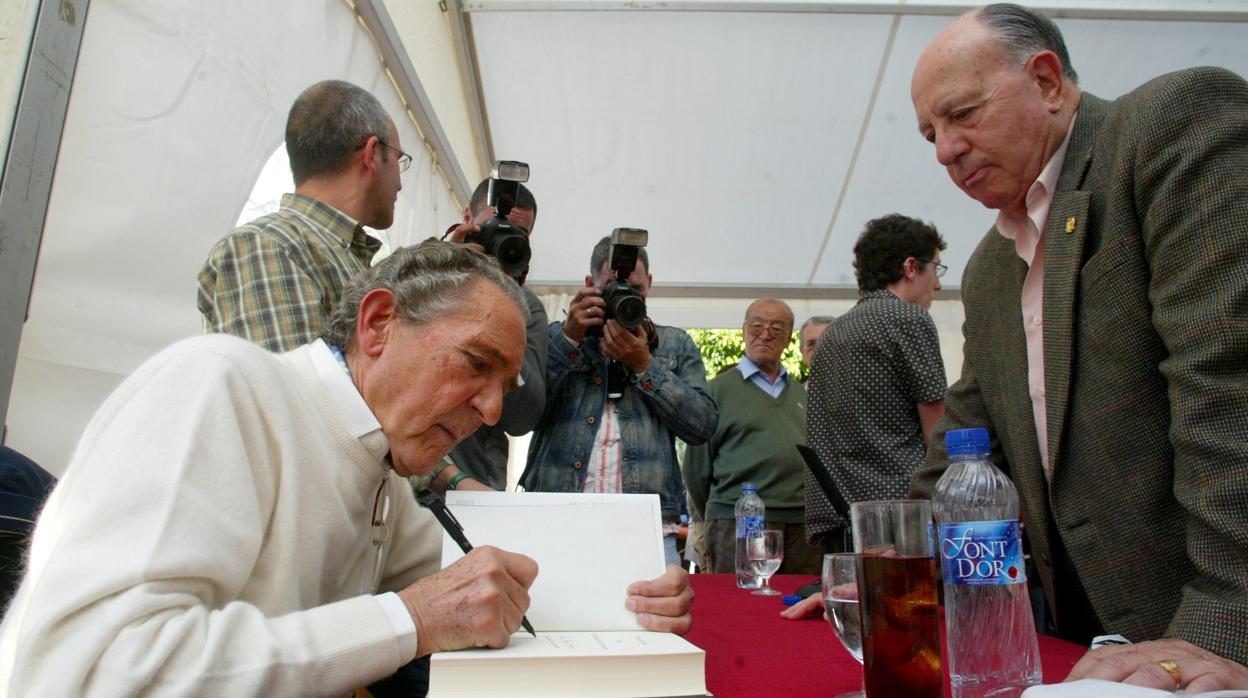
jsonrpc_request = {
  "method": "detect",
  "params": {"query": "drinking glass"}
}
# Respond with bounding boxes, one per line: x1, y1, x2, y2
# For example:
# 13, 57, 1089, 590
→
823, 553, 864, 698
745, 529, 784, 596
851, 500, 942, 698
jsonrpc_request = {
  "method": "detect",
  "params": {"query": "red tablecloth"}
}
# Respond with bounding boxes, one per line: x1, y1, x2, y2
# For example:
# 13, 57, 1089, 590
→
685, 574, 1088, 698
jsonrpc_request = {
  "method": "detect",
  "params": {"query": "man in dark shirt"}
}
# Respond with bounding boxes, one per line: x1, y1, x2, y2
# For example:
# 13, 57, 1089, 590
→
804, 214, 947, 553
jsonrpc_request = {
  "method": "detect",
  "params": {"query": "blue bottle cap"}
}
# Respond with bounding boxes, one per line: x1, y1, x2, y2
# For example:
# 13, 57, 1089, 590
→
742, 481, 758, 493
782, 594, 802, 606
945, 427, 990, 455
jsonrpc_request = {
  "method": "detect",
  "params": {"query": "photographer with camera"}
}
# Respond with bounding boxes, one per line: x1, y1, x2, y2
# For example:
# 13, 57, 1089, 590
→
523, 232, 718, 566
435, 166, 546, 492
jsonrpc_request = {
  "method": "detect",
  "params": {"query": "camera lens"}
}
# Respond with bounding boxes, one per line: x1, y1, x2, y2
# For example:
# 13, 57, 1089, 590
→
492, 234, 531, 273
612, 294, 646, 329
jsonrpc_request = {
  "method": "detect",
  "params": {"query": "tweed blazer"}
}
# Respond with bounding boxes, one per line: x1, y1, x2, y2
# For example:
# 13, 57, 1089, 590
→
912, 67, 1248, 665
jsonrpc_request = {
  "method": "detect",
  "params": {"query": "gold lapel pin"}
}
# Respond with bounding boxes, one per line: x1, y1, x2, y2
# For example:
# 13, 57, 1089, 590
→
1065, 217, 1077, 234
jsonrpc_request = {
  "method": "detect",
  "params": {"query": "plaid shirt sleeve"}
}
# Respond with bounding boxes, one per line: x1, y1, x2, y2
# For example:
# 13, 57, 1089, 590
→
197, 229, 329, 353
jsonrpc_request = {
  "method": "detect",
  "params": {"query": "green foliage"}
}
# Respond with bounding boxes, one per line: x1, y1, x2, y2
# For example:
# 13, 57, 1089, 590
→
687, 329, 808, 382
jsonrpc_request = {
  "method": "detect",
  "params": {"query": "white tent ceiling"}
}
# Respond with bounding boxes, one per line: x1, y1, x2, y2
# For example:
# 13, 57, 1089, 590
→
467, 3, 1248, 291
4, 0, 1248, 472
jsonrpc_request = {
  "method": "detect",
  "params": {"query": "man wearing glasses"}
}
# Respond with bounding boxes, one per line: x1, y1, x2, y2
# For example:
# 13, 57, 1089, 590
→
198, 79, 412, 352
196, 79, 431, 696
683, 298, 823, 575
804, 214, 947, 555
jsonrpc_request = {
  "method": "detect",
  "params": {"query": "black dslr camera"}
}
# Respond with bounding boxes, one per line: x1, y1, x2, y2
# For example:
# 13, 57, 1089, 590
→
465, 160, 531, 280
588, 227, 648, 337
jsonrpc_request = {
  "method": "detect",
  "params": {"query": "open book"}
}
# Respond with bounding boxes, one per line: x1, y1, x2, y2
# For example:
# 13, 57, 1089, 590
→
429, 492, 708, 697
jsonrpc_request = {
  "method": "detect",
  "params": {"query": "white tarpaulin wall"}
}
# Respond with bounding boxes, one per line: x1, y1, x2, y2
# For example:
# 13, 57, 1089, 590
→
7, 0, 463, 472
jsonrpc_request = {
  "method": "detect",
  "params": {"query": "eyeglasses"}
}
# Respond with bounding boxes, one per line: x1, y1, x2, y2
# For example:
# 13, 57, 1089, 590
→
364, 477, 391, 595
377, 139, 412, 173
746, 320, 790, 337
920, 258, 948, 279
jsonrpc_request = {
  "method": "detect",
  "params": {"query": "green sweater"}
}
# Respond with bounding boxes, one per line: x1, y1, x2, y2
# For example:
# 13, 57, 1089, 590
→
682, 369, 807, 523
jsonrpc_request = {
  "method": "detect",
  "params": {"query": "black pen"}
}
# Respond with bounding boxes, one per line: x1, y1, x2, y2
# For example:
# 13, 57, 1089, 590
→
417, 490, 536, 637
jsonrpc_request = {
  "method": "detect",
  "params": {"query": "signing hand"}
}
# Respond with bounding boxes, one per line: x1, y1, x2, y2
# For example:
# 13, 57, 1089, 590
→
1066, 638, 1248, 692
398, 545, 538, 657
626, 564, 693, 635
601, 320, 652, 374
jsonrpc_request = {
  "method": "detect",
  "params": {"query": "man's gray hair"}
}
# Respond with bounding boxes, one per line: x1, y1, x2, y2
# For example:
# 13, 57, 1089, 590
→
976, 3, 1078, 84
286, 80, 394, 185
590, 235, 651, 279
321, 239, 529, 351
800, 315, 835, 334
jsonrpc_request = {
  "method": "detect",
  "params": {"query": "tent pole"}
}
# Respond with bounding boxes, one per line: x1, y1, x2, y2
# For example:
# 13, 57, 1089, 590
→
353, 0, 473, 205
0, 0, 90, 442
444, 0, 495, 176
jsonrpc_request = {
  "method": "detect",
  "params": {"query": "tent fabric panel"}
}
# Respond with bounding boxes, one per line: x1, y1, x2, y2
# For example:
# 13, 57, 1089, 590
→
8, 0, 462, 472
472, 10, 894, 286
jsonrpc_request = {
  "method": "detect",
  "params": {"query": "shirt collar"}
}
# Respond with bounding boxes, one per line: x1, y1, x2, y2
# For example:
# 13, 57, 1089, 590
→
995, 112, 1078, 244
308, 339, 390, 462
738, 355, 788, 384
281, 192, 383, 257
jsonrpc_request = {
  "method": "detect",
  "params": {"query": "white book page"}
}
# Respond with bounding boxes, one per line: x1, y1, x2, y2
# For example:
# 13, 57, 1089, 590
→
440, 491, 666, 631
435, 631, 701, 661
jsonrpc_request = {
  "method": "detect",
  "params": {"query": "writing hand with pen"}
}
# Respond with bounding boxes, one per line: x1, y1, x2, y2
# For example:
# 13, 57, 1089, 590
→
396, 546, 539, 657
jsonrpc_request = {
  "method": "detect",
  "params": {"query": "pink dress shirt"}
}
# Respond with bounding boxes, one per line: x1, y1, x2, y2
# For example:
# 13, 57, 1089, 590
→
992, 115, 1076, 482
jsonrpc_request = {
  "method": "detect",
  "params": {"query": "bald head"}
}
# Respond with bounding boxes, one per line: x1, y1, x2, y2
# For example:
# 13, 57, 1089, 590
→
743, 299, 794, 379
911, 5, 1079, 216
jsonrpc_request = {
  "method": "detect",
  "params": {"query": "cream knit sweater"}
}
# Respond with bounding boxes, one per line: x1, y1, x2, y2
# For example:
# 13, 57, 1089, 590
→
0, 335, 441, 696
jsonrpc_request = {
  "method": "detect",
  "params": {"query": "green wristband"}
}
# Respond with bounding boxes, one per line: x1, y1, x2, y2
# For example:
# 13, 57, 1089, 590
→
447, 471, 472, 491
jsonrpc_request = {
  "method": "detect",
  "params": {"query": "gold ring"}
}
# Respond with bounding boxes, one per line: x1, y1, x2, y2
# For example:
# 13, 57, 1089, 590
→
1157, 659, 1181, 686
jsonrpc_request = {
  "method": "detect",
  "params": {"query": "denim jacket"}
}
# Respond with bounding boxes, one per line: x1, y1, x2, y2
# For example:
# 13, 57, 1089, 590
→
523, 322, 718, 518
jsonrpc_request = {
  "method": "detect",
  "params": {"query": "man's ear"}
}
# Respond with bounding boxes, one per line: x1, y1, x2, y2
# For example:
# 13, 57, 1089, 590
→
584, 274, 595, 288
359, 134, 382, 177
355, 288, 397, 359
462, 205, 473, 225
1027, 50, 1068, 113
902, 257, 919, 280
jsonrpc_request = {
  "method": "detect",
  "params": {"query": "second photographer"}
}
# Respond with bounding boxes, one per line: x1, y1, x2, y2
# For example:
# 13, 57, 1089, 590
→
522, 232, 718, 566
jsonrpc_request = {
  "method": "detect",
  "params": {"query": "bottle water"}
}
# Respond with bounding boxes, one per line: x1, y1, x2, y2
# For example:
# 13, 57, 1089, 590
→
933, 428, 1042, 698
734, 482, 765, 589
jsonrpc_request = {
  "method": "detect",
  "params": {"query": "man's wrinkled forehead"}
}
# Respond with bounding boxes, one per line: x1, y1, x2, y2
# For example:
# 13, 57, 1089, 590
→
911, 13, 999, 113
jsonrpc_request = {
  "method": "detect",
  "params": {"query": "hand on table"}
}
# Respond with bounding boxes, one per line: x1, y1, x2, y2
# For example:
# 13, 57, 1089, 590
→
398, 545, 538, 657
780, 592, 824, 620
626, 564, 693, 635
1066, 637, 1248, 692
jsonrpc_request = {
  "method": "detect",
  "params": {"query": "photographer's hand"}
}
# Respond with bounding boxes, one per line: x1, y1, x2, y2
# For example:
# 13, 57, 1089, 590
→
602, 320, 652, 374
445, 222, 486, 254
562, 281, 605, 344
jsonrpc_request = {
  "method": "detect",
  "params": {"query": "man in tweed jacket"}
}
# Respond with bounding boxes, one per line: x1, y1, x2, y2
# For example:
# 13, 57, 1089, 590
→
910, 3, 1248, 691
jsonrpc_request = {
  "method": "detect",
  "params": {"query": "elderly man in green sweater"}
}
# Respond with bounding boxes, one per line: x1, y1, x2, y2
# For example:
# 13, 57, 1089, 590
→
683, 298, 822, 575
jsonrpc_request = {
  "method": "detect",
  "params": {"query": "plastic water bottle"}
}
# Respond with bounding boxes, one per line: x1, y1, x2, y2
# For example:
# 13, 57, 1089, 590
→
734, 482, 765, 589
933, 428, 1042, 698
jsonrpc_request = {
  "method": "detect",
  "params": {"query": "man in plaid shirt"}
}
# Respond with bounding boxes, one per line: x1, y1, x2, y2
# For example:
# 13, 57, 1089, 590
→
198, 79, 409, 351
197, 79, 426, 697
